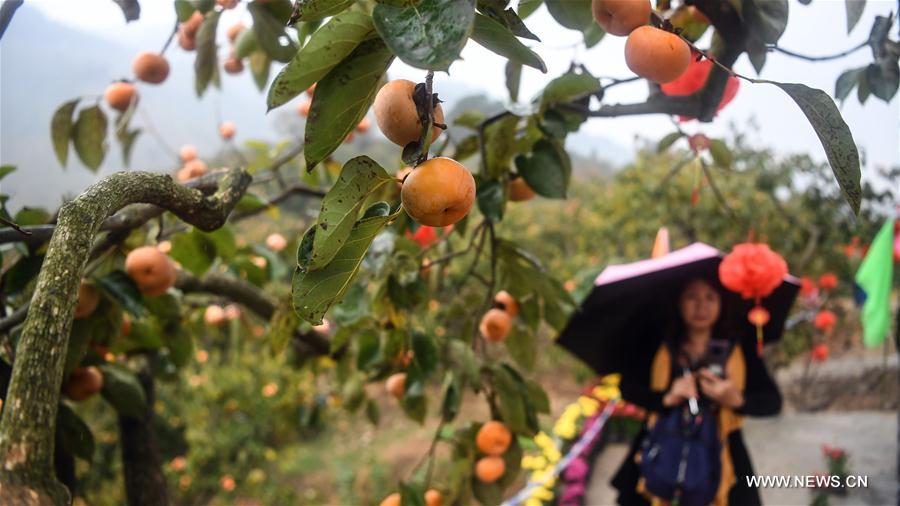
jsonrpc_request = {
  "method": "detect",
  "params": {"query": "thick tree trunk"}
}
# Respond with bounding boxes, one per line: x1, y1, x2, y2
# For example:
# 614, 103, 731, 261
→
0, 169, 250, 505
119, 362, 168, 506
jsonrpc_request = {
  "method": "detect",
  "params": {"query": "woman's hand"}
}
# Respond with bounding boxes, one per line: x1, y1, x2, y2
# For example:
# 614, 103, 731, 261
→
698, 369, 744, 409
662, 373, 698, 407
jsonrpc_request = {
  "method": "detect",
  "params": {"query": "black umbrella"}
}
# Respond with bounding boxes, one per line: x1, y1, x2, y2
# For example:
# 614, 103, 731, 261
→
556, 243, 800, 376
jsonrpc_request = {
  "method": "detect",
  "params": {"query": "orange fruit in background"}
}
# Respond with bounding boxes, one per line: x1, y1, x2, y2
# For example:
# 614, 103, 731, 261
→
592, 0, 651, 36
425, 489, 443, 506
125, 246, 177, 296
476, 421, 512, 456
386, 372, 406, 399
204, 305, 227, 326
624, 26, 691, 84
373, 79, 444, 146
400, 157, 475, 227
132, 51, 170, 84
508, 177, 536, 202
121, 313, 132, 337
182, 11, 204, 38
177, 28, 196, 51
226, 22, 245, 42
266, 233, 287, 251
74, 280, 100, 319
65, 366, 104, 401
223, 56, 243, 74
297, 100, 312, 117
356, 116, 371, 133
493, 290, 519, 317
104, 82, 137, 112
179, 145, 198, 162
219, 121, 236, 140
180, 159, 208, 180
475, 456, 505, 483
479, 308, 512, 342
379, 493, 401, 506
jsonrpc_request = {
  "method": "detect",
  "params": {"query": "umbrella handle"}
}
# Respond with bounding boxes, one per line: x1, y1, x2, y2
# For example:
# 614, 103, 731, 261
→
682, 368, 699, 416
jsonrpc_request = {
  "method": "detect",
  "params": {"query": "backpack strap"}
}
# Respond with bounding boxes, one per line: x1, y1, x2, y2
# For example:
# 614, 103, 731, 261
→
713, 344, 747, 505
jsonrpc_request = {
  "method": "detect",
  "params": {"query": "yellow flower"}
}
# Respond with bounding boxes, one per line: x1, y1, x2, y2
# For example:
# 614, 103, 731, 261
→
533, 487, 554, 500
553, 420, 576, 439
578, 396, 600, 416
524, 499, 543, 506
534, 432, 554, 449
545, 448, 562, 463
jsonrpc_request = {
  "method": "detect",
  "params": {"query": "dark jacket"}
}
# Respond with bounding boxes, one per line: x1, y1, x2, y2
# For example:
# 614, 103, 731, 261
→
610, 337, 782, 505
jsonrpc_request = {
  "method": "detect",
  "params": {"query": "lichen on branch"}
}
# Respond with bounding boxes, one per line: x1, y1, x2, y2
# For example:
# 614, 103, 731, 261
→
0, 168, 250, 505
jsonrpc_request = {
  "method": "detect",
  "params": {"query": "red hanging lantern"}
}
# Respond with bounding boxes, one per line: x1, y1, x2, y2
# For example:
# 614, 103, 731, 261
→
660, 58, 740, 122
719, 243, 788, 355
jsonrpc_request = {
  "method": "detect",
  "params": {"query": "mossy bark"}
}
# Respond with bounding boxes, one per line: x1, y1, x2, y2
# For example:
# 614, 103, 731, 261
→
0, 169, 250, 505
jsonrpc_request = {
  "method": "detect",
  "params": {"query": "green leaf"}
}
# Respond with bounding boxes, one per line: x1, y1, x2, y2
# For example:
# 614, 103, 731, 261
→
304, 38, 394, 170
765, 81, 861, 214
524, 378, 550, 414
291, 0, 355, 23
657, 132, 684, 153
835, 66, 866, 102
506, 322, 535, 371
13, 207, 50, 226
372, 0, 476, 71
583, 21, 605, 47
478, 4, 540, 41
519, 0, 543, 18
57, 403, 95, 462
540, 71, 600, 112
845, 0, 866, 33
708, 139, 733, 170
440, 372, 462, 421
166, 329, 193, 368
475, 177, 505, 223
365, 398, 380, 425
490, 364, 534, 435
482, 114, 519, 178
865, 60, 899, 102
332, 281, 370, 325
95, 270, 145, 317
545, 0, 591, 31
51, 99, 79, 167
72, 105, 108, 172
0, 165, 15, 181
411, 331, 439, 378
342, 373, 365, 412
292, 203, 400, 324
174, 0, 196, 22
268, 301, 299, 356
99, 363, 148, 418
309, 156, 393, 269
515, 138, 571, 199
249, 50, 272, 92
745, 0, 788, 44
505, 60, 522, 101
267, 12, 374, 110
194, 9, 221, 97
248, 2, 297, 63
169, 229, 217, 276
234, 28, 260, 59
399, 482, 427, 506
470, 13, 546, 72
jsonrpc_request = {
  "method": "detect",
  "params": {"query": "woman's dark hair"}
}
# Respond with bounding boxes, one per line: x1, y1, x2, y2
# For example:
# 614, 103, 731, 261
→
664, 275, 737, 348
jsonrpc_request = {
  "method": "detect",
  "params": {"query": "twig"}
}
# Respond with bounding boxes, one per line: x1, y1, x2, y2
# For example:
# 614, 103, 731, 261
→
160, 19, 179, 55
0, 217, 31, 236
769, 41, 868, 62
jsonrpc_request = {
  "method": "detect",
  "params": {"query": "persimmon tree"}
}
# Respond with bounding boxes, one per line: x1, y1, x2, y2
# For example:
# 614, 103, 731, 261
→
0, 0, 897, 505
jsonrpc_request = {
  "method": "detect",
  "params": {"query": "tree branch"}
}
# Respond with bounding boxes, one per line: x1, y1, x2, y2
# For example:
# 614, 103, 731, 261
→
769, 41, 868, 62
0, 168, 250, 505
175, 271, 331, 356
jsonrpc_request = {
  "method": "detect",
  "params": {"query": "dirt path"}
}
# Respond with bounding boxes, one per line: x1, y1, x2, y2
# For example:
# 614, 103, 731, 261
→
584, 411, 896, 505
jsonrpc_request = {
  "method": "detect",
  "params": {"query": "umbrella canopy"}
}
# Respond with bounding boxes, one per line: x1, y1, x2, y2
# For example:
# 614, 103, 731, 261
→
556, 243, 800, 376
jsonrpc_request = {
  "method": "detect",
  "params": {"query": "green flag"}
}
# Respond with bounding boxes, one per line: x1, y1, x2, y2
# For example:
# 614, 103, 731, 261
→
855, 219, 895, 347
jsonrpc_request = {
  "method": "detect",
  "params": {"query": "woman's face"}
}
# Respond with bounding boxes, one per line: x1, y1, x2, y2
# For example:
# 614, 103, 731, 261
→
679, 279, 721, 332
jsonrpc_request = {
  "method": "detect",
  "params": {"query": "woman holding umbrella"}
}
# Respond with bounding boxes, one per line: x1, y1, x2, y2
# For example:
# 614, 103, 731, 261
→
557, 242, 798, 506
610, 275, 781, 506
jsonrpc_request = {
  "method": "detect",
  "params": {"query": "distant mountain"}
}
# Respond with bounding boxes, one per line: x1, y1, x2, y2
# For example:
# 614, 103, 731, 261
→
0, 5, 630, 212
